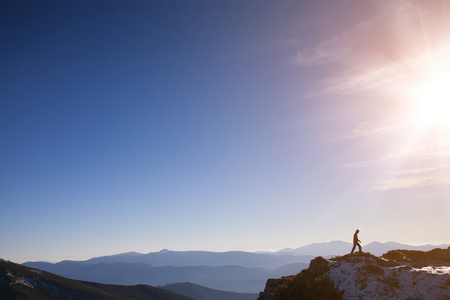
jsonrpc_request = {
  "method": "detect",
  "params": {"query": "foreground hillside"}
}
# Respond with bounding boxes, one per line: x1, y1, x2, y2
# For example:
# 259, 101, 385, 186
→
258, 247, 450, 300
0, 259, 192, 300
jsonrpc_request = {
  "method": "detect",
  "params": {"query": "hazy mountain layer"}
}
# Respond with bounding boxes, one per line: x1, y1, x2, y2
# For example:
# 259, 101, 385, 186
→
277, 241, 450, 257
163, 282, 258, 300
23, 261, 308, 293
75, 249, 314, 269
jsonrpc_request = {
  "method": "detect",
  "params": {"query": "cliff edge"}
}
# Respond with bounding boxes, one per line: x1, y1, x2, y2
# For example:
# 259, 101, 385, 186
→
258, 247, 450, 300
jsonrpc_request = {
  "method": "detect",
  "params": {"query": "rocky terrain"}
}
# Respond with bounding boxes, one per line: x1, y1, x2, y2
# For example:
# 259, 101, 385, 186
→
258, 247, 450, 300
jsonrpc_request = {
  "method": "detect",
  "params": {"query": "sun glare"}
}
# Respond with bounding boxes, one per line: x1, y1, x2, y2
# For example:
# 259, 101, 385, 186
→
412, 69, 450, 128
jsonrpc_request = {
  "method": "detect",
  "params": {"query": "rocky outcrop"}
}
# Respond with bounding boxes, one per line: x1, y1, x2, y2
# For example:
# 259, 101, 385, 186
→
307, 256, 329, 275
257, 248, 450, 300
257, 278, 289, 300
257, 256, 332, 300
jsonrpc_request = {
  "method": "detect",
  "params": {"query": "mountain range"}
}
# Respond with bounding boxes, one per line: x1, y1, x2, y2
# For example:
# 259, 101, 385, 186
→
23, 241, 450, 294
58, 249, 315, 268
23, 260, 308, 293
275, 241, 450, 257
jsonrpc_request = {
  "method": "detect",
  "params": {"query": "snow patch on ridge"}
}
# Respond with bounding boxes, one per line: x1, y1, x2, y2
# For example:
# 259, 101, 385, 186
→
6, 270, 37, 289
328, 255, 450, 299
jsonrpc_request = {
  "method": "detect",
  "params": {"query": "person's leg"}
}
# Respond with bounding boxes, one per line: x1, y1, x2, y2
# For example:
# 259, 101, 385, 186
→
358, 243, 362, 253
351, 244, 356, 254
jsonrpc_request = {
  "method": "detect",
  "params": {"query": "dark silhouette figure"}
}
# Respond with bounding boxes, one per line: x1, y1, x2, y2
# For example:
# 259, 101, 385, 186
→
351, 229, 362, 254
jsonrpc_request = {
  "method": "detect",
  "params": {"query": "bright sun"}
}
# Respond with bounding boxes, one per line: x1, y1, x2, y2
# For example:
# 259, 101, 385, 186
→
412, 69, 450, 128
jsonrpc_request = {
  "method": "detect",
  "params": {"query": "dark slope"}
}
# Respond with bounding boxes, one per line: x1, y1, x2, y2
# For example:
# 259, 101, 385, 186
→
0, 258, 192, 300
163, 282, 258, 300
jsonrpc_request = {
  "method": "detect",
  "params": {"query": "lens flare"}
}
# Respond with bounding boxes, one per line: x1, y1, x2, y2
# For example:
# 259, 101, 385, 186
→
412, 69, 450, 128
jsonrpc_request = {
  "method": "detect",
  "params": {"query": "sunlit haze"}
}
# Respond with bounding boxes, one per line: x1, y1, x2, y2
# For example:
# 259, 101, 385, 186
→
1, 0, 450, 263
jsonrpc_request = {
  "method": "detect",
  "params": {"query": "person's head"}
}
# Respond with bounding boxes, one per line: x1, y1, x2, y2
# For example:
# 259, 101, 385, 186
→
356, 229, 359, 233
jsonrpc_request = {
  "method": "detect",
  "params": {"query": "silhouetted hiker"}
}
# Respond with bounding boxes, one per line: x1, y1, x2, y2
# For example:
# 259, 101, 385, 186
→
351, 229, 362, 254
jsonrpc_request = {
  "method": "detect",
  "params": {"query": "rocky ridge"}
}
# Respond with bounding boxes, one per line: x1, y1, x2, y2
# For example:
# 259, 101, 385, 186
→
258, 247, 450, 300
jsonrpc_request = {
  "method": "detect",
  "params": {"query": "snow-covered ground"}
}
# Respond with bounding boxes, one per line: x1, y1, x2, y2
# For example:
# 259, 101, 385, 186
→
327, 255, 450, 299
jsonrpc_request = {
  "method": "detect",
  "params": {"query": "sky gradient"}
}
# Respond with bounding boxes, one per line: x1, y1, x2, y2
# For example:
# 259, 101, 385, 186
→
1, 0, 450, 263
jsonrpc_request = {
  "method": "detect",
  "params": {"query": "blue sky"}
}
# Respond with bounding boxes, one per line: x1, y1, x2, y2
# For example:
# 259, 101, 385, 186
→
1, 0, 450, 263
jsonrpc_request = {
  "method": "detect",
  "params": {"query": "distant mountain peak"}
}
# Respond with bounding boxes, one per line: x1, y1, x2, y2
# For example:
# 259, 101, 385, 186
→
113, 251, 143, 256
